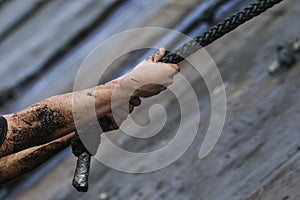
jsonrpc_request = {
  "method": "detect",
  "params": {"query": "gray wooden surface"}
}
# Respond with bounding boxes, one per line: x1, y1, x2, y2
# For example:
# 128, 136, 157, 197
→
0, 0, 299, 199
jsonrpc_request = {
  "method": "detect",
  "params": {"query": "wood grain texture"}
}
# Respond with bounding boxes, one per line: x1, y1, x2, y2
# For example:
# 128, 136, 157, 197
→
0, 0, 299, 199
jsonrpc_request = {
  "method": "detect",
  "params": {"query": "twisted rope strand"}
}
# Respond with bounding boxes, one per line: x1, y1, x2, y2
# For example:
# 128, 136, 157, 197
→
73, 0, 285, 192
160, 0, 284, 64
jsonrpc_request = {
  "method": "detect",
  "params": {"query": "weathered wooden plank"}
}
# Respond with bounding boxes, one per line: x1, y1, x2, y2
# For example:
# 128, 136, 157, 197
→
0, 0, 196, 197
0, 0, 49, 43
1, 0, 198, 113
245, 152, 300, 200
36, 1, 300, 200
2, 0, 300, 200
0, 0, 118, 94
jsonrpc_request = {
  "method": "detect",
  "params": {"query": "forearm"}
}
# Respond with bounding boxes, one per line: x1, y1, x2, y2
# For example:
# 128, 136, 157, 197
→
0, 48, 178, 158
0, 132, 74, 186
0, 82, 118, 157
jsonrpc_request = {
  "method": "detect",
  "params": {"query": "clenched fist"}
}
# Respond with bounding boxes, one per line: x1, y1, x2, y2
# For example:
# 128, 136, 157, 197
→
105, 48, 179, 129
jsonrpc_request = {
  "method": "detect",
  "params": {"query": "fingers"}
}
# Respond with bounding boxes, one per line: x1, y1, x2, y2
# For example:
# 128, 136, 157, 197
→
129, 96, 141, 107
135, 84, 167, 98
145, 48, 179, 72
153, 48, 166, 62
106, 113, 119, 130
118, 103, 134, 114
103, 96, 141, 131
146, 48, 166, 62
166, 63, 180, 72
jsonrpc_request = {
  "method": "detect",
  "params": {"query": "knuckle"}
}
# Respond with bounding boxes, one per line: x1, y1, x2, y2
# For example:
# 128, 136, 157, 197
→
167, 79, 173, 85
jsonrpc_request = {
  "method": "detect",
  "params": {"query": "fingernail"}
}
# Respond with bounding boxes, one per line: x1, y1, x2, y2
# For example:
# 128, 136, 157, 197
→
159, 47, 165, 52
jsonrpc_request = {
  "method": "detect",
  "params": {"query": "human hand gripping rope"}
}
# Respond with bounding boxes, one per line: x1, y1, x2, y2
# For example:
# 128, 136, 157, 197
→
71, 0, 285, 192
71, 48, 179, 191
0, 0, 284, 192
0, 48, 178, 186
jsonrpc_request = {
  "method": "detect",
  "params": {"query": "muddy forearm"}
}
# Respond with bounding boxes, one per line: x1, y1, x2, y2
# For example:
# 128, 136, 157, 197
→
0, 132, 74, 186
0, 82, 117, 158
0, 48, 178, 158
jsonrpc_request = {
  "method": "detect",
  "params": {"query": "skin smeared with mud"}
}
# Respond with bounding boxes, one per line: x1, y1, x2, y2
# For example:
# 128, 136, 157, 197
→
0, 48, 178, 158
0, 48, 179, 186
0, 85, 115, 157
0, 81, 138, 157
8, 105, 66, 154
0, 132, 74, 186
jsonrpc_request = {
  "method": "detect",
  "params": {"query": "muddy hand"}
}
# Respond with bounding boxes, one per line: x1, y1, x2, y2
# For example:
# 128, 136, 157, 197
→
106, 48, 179, 129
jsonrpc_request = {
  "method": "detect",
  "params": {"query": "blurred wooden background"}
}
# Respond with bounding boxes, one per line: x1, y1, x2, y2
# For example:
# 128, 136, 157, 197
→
0, 0, 299, 199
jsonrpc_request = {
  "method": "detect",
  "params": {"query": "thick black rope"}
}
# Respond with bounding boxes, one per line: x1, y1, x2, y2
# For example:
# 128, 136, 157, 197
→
72, 0, 285, 192
71, 116, 111, 192
160, 0, 284, 63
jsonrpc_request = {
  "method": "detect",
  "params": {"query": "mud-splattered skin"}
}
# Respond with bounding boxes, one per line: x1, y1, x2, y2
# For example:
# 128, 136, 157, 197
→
0, 97, 75, 157
10, 105, 67, 153
0, 133, 74, 185
0, 48, 178, 158
0, 85, 115, 158
0, 49, 178, 187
